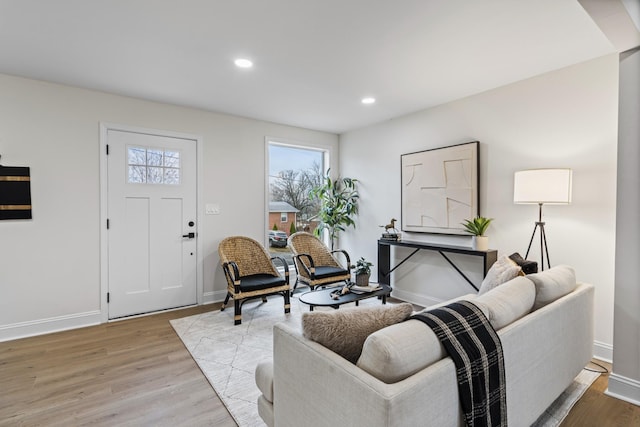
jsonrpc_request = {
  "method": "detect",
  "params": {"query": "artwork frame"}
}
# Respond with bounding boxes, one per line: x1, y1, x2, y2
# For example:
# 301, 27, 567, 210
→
401, 141, 479, 235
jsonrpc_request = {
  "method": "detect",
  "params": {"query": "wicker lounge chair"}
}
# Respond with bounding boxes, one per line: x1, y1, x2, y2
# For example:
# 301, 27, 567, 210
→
288, 232, 351, 293
218, 236, 290, 325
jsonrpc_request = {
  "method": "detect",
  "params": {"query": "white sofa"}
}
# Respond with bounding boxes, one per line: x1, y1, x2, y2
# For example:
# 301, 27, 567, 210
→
255, 265, 594, 427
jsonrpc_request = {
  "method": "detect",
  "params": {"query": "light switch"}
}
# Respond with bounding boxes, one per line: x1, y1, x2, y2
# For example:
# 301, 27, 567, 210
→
206, 203, 220, 215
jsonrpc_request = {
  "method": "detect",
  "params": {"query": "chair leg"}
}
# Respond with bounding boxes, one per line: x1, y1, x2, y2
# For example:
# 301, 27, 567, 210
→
234, 299, 242, 325
221, 292, 231, 311
284, 290, 291, 314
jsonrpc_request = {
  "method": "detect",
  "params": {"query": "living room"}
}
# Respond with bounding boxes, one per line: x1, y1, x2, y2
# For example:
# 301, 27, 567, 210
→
1, 1, 639, 425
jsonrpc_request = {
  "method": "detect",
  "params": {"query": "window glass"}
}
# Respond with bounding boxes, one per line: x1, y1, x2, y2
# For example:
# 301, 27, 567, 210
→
267, 142, 327, 259
127, 146, 181, 185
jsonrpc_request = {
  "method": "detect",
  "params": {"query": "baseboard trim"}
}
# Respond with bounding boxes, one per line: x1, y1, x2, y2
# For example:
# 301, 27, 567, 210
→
203, 290, 227, 304
606, 373, 640, 406
390, 288, 443, 308
0, 310, 102, 343
593, 340, 613, 363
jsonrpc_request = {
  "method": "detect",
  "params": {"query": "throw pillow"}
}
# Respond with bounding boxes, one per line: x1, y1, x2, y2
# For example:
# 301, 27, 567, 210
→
301, 303, 414, 363
527, 265, 577, 310
508, 252, 538, 274
474, 276, 536, 330
478, 255, 522, 295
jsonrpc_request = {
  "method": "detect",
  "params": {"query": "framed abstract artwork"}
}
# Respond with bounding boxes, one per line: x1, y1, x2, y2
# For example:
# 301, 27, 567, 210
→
0, 165, 32, 220
401, 141, 479, 234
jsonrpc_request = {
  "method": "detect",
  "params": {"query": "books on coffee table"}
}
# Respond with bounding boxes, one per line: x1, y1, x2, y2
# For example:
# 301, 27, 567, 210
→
349, 284, 382, 294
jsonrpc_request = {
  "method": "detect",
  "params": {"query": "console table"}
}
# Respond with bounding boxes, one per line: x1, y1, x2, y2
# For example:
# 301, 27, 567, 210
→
377, 239, 497, 291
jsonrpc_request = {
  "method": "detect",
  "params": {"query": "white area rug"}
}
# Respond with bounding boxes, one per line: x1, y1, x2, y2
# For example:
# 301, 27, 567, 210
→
170, 296, 599, 427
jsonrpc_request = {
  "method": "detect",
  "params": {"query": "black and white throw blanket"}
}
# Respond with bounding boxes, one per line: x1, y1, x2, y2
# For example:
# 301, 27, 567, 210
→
411, 301, 507, 427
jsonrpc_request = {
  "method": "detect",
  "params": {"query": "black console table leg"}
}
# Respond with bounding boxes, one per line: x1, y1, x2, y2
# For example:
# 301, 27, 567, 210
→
378, 242, 391, 286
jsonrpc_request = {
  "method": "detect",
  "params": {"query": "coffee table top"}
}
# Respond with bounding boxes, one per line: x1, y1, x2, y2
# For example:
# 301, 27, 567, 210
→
298, 284, 392, 308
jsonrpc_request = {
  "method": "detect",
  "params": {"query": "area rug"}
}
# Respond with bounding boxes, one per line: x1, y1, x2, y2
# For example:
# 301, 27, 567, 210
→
532, 368, 600, 426
170, 296, 600, 427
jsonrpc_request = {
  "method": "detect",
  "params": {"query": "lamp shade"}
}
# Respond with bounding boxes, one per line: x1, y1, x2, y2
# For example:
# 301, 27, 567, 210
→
513, 168, 572, 204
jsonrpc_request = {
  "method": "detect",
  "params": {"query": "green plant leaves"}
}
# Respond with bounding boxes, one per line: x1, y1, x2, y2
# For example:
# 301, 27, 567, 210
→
461, 216, 493, 236
310, 169, 359, 249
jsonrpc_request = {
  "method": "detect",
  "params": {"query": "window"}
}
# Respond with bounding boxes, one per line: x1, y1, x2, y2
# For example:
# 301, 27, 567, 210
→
267, 140, 328, 251
127, 146, 180, 185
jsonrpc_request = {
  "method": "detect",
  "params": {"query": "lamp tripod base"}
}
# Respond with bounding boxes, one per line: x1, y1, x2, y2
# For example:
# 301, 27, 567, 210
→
524, 202, 551, 271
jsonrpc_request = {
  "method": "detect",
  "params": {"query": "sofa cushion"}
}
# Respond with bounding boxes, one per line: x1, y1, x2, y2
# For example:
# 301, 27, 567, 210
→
356, 297, 488, 384
527, 265, 577, 310
478, 255, 522, 295
255, 361, 274, 403
301, 303, 413, 363
357, 318, 446, 384
475, 276, 536, 330
357, 279, 536, 384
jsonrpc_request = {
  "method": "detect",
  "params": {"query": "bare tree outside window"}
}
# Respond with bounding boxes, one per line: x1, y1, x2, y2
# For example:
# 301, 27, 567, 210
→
270, 161, 323, 222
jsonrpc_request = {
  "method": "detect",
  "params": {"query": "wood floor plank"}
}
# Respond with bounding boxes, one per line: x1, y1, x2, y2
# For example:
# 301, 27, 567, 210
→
0, 304, 233, 426
1, 305, 638, 426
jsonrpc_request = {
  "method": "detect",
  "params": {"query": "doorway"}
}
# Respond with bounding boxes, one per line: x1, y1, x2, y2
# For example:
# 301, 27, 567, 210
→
101, 125, 199, 319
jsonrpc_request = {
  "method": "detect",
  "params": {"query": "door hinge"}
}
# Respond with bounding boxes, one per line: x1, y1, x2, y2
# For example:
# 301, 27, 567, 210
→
107, 292, 110, 303
106, 219, 110, 229
106, 144, 109, 155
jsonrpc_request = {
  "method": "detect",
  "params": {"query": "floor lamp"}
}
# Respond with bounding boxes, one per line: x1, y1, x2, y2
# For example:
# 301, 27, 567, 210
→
513, 168, 572, 271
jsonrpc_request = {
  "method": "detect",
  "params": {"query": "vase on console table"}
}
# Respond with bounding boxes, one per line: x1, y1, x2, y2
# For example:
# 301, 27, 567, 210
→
472, 235, 488, 251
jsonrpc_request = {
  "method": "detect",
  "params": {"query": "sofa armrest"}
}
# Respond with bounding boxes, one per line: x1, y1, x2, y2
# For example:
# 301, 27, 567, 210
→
497, 282, 594, 426
272, 322, 464, 427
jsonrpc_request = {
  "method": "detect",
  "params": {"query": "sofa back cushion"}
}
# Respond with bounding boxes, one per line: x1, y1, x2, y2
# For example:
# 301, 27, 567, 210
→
475, 276, 536, 330
357, 277, 536, 384
357, 317, 446, 384
301, 303, 414, 363
527, 265, 577, 310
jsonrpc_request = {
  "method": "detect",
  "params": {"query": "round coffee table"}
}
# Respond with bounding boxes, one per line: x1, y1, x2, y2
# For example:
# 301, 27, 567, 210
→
298, 284, 392, 311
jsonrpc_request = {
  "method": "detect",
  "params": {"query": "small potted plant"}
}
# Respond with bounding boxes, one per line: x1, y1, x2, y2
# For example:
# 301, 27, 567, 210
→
461, 216, 493, 251
354, 257, 373, 286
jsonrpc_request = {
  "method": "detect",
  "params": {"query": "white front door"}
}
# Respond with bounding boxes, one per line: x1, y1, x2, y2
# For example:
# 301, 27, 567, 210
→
106, 129, 197, 319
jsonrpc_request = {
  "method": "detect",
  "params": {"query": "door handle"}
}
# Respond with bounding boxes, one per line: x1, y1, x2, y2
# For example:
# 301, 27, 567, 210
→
182, 232, 196, 239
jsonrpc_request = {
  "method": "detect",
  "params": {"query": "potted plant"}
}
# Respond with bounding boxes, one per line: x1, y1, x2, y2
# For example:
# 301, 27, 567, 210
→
461, 216, 493, 251
310, 169, 359, 250
354, 257, 373, 286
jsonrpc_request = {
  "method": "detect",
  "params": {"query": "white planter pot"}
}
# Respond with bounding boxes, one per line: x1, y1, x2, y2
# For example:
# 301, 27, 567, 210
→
472, 235, 488, 251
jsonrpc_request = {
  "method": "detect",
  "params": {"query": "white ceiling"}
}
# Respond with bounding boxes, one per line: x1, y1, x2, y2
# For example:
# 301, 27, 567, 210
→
0, 0, 618, 134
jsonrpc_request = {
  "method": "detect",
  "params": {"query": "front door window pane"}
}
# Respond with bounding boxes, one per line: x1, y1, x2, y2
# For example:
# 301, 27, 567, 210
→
127, 146, 181, 185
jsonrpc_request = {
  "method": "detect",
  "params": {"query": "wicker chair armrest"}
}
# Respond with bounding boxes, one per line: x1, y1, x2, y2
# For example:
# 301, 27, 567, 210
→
294, 253, 315, 277
331, 249, 351, 271
271, 256, 290, 279
222, 261, 242, 292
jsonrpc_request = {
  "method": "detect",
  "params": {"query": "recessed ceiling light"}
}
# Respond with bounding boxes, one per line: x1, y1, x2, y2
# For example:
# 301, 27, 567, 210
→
361, 97, 376, 104
234, 58, 253, 68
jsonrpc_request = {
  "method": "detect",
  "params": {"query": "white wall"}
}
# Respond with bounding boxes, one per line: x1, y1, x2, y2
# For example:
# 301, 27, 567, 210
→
609, 47, 640, 405
339, 54, 619, 359
0, 74, 338, 340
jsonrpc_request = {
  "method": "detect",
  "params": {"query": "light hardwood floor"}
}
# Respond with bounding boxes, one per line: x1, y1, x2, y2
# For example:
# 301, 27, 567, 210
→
0, 304, 232, 427
1, 304, 638, 426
